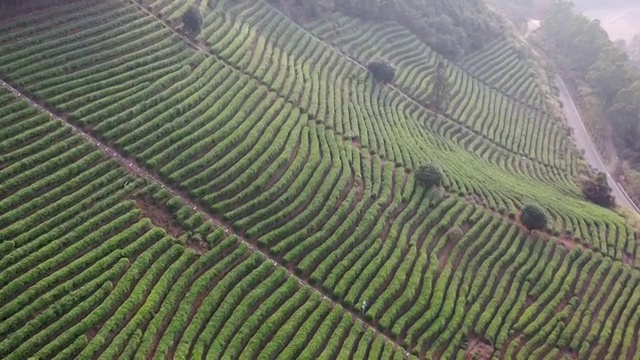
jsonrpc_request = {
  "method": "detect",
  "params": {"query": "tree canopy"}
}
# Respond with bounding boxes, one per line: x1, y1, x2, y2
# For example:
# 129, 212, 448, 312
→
336, 0, 501, 59
277, 0, 502, 60
416, 164, 444, 189
429, 59, 452, 111
520, 203, 548, 232
580, 172, 616, 208
539, 0, 640, 168
367, 59, 395, 84
182, 6, 202, 36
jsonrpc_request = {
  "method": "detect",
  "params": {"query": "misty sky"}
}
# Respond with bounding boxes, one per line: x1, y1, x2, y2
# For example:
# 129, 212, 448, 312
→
573, 0, 640, 41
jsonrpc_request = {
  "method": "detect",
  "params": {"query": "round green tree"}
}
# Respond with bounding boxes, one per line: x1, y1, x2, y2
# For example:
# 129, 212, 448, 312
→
367, 58, 396, 84
520, 203, 548, 232
182, 6, 202, 36
446, 226, 464, 242
416, 164, 443, 188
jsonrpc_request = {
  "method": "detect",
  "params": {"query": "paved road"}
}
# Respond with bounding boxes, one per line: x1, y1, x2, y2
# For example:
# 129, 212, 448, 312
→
555, 75, 639, 211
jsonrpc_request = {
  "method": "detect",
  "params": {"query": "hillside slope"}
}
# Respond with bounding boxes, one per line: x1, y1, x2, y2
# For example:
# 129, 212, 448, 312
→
1, 0, 640, 359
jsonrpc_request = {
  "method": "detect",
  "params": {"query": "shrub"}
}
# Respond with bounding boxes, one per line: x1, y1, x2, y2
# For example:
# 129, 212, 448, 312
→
520, 203, 548, 232
367, 58, 395, 83
579, 172, 616, 208
182, 6, 202, 37
416, 163, 443, 189
446, 227, 464, 242
429, 59, 452, 111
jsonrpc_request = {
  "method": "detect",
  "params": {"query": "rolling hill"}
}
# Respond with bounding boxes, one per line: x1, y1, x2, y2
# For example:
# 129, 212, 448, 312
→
0, 0, 639, 359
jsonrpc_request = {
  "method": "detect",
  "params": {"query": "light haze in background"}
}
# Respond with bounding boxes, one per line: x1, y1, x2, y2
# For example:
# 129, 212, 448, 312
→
574, 0, 640, 42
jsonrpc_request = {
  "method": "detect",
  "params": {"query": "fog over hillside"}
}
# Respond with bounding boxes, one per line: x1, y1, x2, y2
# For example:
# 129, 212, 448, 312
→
573, 0, 638, 9
573, 0, 640, 42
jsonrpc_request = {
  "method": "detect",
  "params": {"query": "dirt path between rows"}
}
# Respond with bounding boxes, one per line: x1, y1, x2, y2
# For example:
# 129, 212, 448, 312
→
127, 0, 557, 172
0, 78, 411, 356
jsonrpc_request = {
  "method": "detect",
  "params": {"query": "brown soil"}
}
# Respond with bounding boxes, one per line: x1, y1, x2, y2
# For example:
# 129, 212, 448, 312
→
590, 273, 618, 324
525, 295, 536, 307
629, 327, 639, 360
8, 3, 623, 357
406, 206, 426, 245
464, 336, 494, 360
146, 244, 238, 360
438, 235, 458, 271
85, 325, 99, 340
559, 348, 579, 360
2, 8, 406, 355
554, 296, 569, 314
47, 215, 138, 277
185, 238, 209, 254
265, 135, 303, 189
557, 235, 578, 250
338, 176, 355, 205
96, 250, 180, 359
496, 333, 522, 359
134, 197, 184, 238
174, 252, 250, 358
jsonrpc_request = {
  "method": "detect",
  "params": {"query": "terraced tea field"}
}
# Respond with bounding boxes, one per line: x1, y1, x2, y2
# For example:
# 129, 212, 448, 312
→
2, 0, 640, 359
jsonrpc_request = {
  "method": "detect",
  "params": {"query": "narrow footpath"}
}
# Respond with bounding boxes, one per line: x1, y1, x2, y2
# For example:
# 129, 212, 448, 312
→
0, 78, 410, 355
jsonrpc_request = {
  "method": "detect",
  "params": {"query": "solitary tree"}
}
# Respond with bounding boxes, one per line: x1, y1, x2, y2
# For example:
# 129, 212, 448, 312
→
580, 172, 615, 208
520, 203, 548, 232
429, 58, 452, 111
182, 6, 202, 37
416, 163, 444, 189
367, 58, 395, 84
446, 226, 464, 242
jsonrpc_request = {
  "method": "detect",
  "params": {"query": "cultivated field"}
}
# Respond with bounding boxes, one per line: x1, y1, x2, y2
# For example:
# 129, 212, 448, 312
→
1, 0, 640, 359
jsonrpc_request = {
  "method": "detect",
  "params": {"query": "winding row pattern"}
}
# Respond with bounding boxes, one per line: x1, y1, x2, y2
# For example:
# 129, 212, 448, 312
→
460, 39, 547, 109
308, 14, 566, 170
0, 85, 406, 359
1, 0, 640, 359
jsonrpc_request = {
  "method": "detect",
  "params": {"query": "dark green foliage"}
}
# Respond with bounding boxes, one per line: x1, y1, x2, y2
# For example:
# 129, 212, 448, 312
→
539, 1, 640, 166
539, 1, 611, 77
609, 81, 640, 163
520, 203, 548, 232
367, 59, 395, 83
338, 0, 501, 59
416, 164, 443, 188
182, 6, 202, 36
580, 173, 616, 208
446, 226, 464, 242
429, 59, 451, 111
